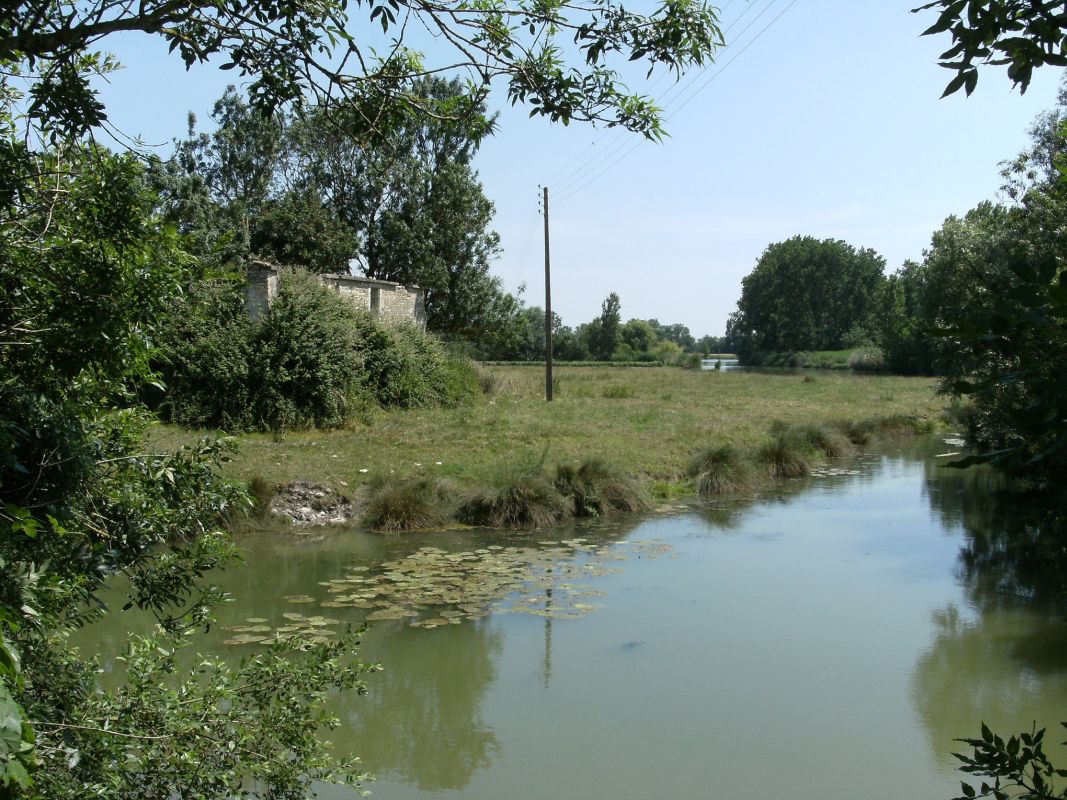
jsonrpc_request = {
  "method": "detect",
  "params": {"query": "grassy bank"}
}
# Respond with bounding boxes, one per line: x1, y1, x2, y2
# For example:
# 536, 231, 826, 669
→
153, 366, 946, 525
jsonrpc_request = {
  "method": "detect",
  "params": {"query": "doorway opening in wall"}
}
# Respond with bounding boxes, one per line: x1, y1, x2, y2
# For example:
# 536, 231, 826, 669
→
370, 287, 381, 314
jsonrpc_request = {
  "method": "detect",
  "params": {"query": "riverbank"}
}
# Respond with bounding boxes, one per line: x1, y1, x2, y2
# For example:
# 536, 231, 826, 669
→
151, 366, 948, 528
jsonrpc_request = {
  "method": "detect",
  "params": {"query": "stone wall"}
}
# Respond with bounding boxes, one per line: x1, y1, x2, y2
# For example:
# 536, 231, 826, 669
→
244, 266, 280, 320
246, 266, 426, 328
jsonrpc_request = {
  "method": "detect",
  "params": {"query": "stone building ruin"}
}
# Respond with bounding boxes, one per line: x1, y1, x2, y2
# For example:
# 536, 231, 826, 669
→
244, 264, 427, 328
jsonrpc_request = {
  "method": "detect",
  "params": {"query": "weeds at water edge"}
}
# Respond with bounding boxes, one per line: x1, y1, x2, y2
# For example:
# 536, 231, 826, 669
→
359, 475, 455, 532
457, 469, 569, 529
554, 459, 650, 517
688, 444, 755, 495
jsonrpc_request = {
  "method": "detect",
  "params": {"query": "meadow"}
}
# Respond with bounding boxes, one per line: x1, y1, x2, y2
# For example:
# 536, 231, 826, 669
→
153, 365, 947, 505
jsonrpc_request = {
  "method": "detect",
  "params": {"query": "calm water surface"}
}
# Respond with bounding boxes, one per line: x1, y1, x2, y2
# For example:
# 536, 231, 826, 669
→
87, 437, 1067, 799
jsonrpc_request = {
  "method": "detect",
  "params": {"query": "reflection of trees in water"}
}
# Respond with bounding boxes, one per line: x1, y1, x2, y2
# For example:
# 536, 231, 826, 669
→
912, 604, 1067, 765
336, 618, 503, 791
913, 457, 1067, 765
923, 460, 1067, 609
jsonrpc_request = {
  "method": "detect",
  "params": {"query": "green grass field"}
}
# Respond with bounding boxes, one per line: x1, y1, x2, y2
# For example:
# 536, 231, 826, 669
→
152, 365, 946, 501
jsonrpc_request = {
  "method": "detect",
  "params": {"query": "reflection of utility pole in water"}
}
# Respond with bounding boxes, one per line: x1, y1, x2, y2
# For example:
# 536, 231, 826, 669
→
542, 563, 559, 691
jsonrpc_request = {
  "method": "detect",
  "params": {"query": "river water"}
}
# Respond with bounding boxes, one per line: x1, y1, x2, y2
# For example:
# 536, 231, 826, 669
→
86, 436, 1067, 799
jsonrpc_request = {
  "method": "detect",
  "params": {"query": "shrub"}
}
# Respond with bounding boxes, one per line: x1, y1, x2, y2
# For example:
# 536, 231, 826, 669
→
554, 459, 649, 517
248, 270, 368, 430
157, 268, 481, 431
688, 444, 753, 494
153, 277, 256, 430
457, 469, 568, 528
354, 317, 477, 409
848, 347, 886, 372
359, 475, 454, 531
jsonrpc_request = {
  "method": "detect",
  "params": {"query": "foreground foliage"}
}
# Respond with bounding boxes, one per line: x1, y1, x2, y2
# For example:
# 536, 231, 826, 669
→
0, 143, 376, 796
954, 723, 1067, 800
5, 0, 722, 140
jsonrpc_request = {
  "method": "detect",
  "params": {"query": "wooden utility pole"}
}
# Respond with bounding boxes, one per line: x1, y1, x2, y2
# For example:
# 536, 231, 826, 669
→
543, 186, 554, 401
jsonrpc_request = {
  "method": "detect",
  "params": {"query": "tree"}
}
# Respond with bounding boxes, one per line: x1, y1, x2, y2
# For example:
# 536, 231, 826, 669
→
730, 236, 886, 358
588, 293, 622, 360
250, 189, 357, 273
648, 319, 696, 351
3, 0, 723, 140
696, 334, 724, 354
875, 259, 938, 375
162, 79, 516, 342
620, 319, 658, 354
914, 0, 1067, 98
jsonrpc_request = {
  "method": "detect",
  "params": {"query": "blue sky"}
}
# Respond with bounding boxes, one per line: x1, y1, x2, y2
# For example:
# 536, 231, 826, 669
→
95, 1, 1065, 337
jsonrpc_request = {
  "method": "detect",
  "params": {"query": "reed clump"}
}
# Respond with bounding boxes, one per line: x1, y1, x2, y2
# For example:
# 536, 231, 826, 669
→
688, 444, 754, 495
756, 432, 812, 479
800, 424, 853, 458
457, 469, 569, 529
554, 459, 650, 517
359, 475, 454, 532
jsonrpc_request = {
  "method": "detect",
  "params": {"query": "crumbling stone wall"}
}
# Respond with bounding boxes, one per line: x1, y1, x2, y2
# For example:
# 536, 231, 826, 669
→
247, 266, 426, 328
244, 266, 280, 320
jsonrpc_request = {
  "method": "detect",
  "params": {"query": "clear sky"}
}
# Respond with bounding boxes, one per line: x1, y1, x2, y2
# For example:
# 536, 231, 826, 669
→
95, 1, 1065, 338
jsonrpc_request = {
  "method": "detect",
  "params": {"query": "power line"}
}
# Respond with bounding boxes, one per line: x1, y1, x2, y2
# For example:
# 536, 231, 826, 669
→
552, 0, 798, 204
545, 0, 768, 193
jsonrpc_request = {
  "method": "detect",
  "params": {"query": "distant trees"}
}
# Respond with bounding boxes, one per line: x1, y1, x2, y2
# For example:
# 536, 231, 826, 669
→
478, 292, 715, 364
728, 236, 886, 358
156, 79, 512, 343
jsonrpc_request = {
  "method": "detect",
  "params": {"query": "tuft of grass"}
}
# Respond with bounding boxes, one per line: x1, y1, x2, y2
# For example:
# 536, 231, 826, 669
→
800, 424, 853, 458
359, 475, 454, 532
688, 444, 754, 495
554, 459, 649, 517
756, 433, 812, 479
248, 474, 277, 515
601, 384, 635, 399
457, 469, 568, 529
473, 362, 498, 395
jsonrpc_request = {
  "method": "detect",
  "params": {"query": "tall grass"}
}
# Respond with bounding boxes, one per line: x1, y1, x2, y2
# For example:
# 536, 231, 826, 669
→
756, 432, 812, 479
457, 469, 568, 529
688, 444, 754, 495
554, 459, 649, 516
359, 476, 455, 532
800, 424, 853, 458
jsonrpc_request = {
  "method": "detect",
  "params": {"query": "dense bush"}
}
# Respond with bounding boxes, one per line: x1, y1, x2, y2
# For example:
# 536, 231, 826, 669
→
353, 315, 479, 409
156, 268, 479, 431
